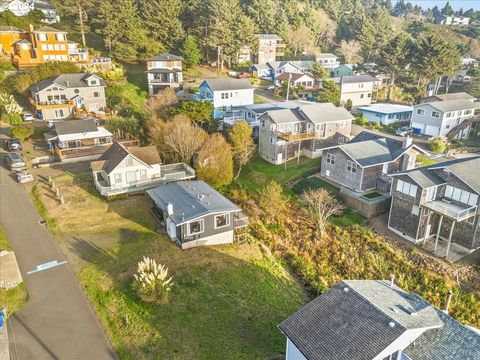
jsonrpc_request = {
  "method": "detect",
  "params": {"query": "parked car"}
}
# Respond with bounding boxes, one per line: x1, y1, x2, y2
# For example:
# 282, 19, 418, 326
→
3, 139, 22, 151
22, 113, 35, 121
4, 152, 26, 171
238, 72, 252, 79
396, 126, 414, 137
267, 85, 277, 91
16, 172, 34, 183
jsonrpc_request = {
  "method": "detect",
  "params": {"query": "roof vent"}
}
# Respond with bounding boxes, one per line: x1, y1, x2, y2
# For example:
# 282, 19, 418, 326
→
388, 322, 396, 328
343, 287, 349, 292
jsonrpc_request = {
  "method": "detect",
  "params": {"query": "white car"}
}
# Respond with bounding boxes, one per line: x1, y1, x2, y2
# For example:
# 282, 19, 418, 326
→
23, 113, 35, 121
267, 85, 277, 91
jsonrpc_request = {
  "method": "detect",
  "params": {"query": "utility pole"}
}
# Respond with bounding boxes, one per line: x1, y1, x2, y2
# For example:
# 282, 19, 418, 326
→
286, 72, 292, 101
217, 46, 222, 77
78, 2, 86, 48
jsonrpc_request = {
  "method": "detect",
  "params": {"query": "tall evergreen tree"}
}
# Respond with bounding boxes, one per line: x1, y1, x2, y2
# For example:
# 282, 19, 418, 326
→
182, 35, 202, 69
246, 0, 277, 33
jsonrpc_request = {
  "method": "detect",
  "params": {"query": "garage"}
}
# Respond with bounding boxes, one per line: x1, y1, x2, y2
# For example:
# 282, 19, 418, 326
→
425, 124, 440, 136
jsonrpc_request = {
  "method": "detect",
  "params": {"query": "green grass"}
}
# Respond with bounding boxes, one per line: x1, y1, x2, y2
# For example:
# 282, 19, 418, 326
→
30, 184, 56, 234
291, 177, 340, 195
330, 208, 365, 228
0, 224, 10, 251
234, 155, 320, 195
416, 155, 437, 167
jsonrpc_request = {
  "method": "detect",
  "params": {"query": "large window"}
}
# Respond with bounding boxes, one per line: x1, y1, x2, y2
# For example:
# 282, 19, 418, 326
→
417, 109, 425, 115
396, 179, 418, 197
114, 173, 122, 184
432, 111, 440, 118
444, 185, 478, 206
326, 153, 335, 165
346, 160, 357, 173
187, 219, 204, 236
125, 157, 134, 167
139, 169, 147, 179
215, 213, 230, 229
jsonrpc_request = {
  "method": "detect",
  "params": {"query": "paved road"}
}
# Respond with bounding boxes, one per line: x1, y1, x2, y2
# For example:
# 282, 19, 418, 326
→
0, 136, 117, 359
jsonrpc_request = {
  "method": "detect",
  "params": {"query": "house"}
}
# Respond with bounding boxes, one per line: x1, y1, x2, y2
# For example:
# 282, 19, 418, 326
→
29, 73, 106, 120
357, 104, 412, 125
146, 181, 249, 249
250, 63, 272, 79
267, 60, 314, 80
388, 156, 480, 259
237, 44, 251, 64
461, 57, 479, 68
44, 119, 114, 161
410, 99, 480, 139
315, 53, 339, 69
435, 15, 470, 26
334, 75, 379, 107
279, 279, 480, 360
91, 142, 195, 196
197, 78, 254, 118
0, 1, 59, 23
320, 132, 426, 193
275, 72, 316, 100
0, 25, 88, 68
145, 53, 183, 96
34, 1, 60, 24
453, 70, 472, 84
258, 102, 354, 165
331, 64, 354, 78
252, 34, 285, 64
422, 92, 476, 103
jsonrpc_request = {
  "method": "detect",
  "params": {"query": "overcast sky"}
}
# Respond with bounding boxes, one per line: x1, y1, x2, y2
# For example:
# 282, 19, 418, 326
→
396, 1, 480, 11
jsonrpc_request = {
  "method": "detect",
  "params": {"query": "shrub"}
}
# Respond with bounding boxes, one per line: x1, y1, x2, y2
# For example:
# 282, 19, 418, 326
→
0, 93, 22, 125
354, 116, 369, 126
11, 125, 34, 140
133, 257, 173, 303
82, 63, 125, 83
429, 136, 450, 154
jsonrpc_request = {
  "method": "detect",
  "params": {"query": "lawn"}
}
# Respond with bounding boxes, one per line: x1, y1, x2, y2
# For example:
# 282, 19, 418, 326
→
416, 155, 438, 167
34, 172, 307, 359
291, 177, 340, 195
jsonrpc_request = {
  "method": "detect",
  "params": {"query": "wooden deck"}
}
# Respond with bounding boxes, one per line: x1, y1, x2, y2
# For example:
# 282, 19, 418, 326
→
277, 131, 316, 142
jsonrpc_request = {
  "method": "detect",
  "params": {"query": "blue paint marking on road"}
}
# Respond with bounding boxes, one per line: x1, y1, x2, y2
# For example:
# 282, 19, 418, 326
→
27, 260, 67, 275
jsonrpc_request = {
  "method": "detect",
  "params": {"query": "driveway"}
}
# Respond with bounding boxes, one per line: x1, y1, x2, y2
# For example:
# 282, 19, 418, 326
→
0, 133, 117, 359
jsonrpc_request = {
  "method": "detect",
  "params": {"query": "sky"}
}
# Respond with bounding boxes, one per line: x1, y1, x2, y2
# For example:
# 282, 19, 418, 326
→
395, 1, 480, 11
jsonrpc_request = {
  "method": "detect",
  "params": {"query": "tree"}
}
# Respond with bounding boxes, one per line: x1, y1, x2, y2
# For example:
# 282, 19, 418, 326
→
10, 125, 34, 140
148, 115, 207, 163
406, 21, 429, 37
302, 188, 344, 238
285, 25, 313, 58
344, 99, 352, 111
258, 181, 290, 223
359, 4, 394, 62
228, 121, 256, 180
137, 0, 184, 49
146, 87, 178, 122
310, 9, 337, 50
441, 1, 454, 16
337, 40, 363, 64
182, 35, 202, 70
170, 101, 214, 129
315, 79, 340, 106
309, 62, 330, 81
194, 133, 233, 189
246, 0, 277, 33
105, 116, 141, 138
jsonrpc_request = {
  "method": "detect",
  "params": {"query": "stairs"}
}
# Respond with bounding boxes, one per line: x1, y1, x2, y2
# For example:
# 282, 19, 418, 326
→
446, 115, 480, 140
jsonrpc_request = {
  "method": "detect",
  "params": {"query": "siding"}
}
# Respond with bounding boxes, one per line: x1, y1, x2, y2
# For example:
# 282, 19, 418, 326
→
178, 212, 236, 245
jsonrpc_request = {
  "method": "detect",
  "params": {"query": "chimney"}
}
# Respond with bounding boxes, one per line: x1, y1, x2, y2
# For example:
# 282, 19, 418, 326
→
402, 136, 413, 149
29, 24, 34, 32
390, 275, 395, 288
167, 203, 174, 216
444, 290, 453, 314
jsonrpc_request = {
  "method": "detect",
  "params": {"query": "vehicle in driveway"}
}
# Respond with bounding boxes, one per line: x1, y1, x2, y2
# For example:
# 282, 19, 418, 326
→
396, 126, 414, 137
4, 152, 26, 171
238, 72, 252, 79
16, 172, 34, 183
4, 139, 22, 151
23, 113, 35, 121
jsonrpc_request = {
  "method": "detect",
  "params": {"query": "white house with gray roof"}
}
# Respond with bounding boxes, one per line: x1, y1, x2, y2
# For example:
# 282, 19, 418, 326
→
29, 73, 106, 120
410, 99, 480, 139
422, 92, 476, 103
334, 75, 379, 107
258, 102, 354, 164
197, 78, 254, 118
358, 104, 413, 125
315, 53, 339, 69
279, 279, 480, 360
147, 181, 248, 249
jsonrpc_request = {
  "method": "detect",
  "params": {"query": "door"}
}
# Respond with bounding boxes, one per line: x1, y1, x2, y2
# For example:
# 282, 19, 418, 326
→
425, 125, 439, 136
75, 97, 84, 108
277, 152, 283, 163
125, 171, 137, 184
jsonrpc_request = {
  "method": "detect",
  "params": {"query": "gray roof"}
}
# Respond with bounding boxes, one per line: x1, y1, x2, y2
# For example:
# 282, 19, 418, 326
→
279, 281, 408, 360
420, 99, 480, 113
316, 53, 337, 59
335, 75, 378, 84
396, 168, 446, 188
33, 26, 66, 33
146, 181, 241, 225
257, 34, 281, 40
431, 92, 476, 102
202, 78, 253, 92
146, 68, 182, 74
29, 73, 105, 92
54, 119, 98, 136
0, 26, 25, 33
263, 103, 353, 126
146, 53, 184, 61
92, 143, 160, 174
404, 310, 480, 360
429, 156, 480, 193
35, 1, 56, 10
339, 132, 408, 167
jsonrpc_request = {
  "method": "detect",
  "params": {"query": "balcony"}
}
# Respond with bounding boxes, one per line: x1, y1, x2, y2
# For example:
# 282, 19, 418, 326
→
422, 200, 477, 221
29, 97, 75, 110
277, 131, 316, 142
56, 144, 110, 160
234, 212, 249, 229
68, 48, 89, 56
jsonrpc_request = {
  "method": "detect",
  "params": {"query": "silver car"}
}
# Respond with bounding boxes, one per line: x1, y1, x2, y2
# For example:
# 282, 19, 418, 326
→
4, 152, 26, 171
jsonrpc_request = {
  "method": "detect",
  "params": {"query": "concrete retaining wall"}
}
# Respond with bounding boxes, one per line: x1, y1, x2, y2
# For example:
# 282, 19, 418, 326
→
340, 187, 392, 219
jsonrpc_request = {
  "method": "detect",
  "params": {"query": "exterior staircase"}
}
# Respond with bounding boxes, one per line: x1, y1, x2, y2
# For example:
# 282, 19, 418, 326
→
446, 115, 480, 140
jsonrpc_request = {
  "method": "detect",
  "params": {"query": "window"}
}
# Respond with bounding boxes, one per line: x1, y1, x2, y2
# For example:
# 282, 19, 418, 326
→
444, 185, 478, 206
221, 92, 229, 99
61, 55, 67, 61
93, 92, 100, 98
417, 109, 425, 115
41, 44, 47, 51
48, 44, 54, 50
139, 169, 147, 179
446, 112, 453, 118
60, 44, 66, 50
95, 137, 109, 145
125, 157, 134, 167
326, 153, 335, 165
54, 109, 64, 118
187, 219, 204, 235
360, 94, 364, 99
358, 83, 364, 88
388, 114, 395, 119
412, 205, 420, 216
367, 93, 371, 98
338, 137, 345, 145
432, 111, 440, 118
396, 179, 418, 198
261, 119, 265, 127
464, 109, 472, 116
90, 80, 98, 86
346, 160, 357, 173
74, 89, 80, 94
446, 125, 450, 129
215, 213, 230, 228
37, 33, 47, 41
114, 173, 122, 184
55, 33, 65, 41
54, 44, 60, 50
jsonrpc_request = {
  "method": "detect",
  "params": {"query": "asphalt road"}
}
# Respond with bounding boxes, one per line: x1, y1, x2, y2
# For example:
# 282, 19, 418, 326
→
0, 134, 117, 359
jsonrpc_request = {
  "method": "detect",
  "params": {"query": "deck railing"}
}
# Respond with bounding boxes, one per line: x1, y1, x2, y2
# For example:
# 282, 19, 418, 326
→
422, 201, 477, 221
276, 131, 317, 142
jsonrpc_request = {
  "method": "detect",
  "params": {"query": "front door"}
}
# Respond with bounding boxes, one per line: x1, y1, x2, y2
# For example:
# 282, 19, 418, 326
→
75, 97, 84, 108
126, 171, 136, 184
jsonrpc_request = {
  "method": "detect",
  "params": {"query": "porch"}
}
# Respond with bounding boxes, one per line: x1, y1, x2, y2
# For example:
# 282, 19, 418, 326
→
234, 212, 249, 229
422, 200, 477, 222
420, 236, 473, 263
55, 144, 111, 160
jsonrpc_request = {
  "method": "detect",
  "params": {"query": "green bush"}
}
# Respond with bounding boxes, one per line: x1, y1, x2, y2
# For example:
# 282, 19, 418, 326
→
429, 136, 450, 153
354, 116, 369, 126
10, 124, 34, 140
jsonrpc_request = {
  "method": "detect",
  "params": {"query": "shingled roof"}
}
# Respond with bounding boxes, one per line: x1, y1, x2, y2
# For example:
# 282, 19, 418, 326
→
201, 78, 253, 92
29, 73, 105, 92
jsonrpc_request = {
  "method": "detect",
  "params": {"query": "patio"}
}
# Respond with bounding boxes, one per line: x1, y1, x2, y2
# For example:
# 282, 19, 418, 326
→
420, 237, 473, 263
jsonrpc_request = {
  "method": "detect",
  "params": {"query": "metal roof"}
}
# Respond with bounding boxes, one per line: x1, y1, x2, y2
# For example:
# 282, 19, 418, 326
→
357, 103, 413, 115
146, 181, 241, 225
263, 103, 353, 125
428, 156, 480, 193
146, 53, 184, 61
33, 26, 66, 33
430, 92, 476, 102
0, 26, 25, 33
257, 34, 281, 40
417, 99, 480, 113
201, 78, 253, 92
54, 119, 98, 136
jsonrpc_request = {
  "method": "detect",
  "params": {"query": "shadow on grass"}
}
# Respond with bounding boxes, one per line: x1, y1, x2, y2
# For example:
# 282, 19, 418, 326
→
68, 228, 306, 360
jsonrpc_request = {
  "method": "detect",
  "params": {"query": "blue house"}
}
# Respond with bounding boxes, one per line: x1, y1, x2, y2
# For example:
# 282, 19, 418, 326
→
357, 103, 413, 125
331, 64, 354, 78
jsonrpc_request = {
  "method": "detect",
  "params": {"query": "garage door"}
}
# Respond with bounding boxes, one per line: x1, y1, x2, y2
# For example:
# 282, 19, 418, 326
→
425, 125, 440, 136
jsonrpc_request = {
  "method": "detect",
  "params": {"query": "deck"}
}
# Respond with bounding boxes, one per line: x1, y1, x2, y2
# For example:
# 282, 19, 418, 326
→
422, 200, 477, 221
276, 131, 316, 142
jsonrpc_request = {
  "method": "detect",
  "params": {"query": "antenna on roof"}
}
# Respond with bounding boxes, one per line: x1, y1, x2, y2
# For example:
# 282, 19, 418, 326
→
443, 290, 453, 314
390, 275, 395, 288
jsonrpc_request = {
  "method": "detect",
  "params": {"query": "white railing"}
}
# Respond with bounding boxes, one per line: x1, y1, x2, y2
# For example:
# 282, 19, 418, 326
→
423, 201, 477, 221
223, 116, 260, 127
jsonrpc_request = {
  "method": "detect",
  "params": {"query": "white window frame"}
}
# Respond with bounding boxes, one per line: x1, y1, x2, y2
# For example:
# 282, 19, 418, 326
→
432, 111, 440, 118
125, 157, 134, 167
412, 205, 420, 216
114, 173, 122, 184
326, 153, 335, 165
346, 160, 357, 174
139, 169, 147, 180
187, 219, 204, 236
214, 213, 230, 229
417, 109, 425, 116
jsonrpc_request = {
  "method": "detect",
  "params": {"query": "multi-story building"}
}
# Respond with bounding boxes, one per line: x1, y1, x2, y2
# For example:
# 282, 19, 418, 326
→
29, 73, 106, 120
410, 99, 480, 139
315, 53, 340, 69
389, 156, 480, 260
435, 15, 470, 26
252, 34, 286, 64
334, 75, 379, 107
258, 102, 354, 164
145, 53, 183, 96
0, 25, 88, 68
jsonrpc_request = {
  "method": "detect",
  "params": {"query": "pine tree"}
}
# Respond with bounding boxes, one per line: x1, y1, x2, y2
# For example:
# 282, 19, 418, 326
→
246, 0, 277, 33
315, 80, 340, 106
182, 35, 202, 70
